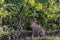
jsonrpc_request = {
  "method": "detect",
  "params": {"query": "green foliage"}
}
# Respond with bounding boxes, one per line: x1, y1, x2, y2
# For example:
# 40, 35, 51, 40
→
0, 0, 4, 4
0, 26, 9, 36
28, 0, 35, 6
0, 0, 60, 36
0, 7, 8, 17
35, 3, 43, 10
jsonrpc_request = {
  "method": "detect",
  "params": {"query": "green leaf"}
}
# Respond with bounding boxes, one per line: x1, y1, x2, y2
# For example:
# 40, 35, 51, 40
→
0, 0, 4, 3
29, 0, 35, 6
35, 3, 43, 10
0, 7, 8, 17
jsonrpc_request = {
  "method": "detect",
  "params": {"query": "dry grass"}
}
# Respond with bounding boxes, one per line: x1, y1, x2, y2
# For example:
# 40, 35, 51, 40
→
0, 35, 60, 40
19, 36, 60, 40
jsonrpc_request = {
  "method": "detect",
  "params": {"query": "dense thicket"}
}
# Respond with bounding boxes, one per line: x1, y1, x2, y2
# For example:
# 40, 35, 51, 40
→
0, 0, 60, 36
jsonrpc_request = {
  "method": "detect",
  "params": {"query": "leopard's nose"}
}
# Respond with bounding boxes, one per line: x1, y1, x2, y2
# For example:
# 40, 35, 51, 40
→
31, 25, 34, 27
